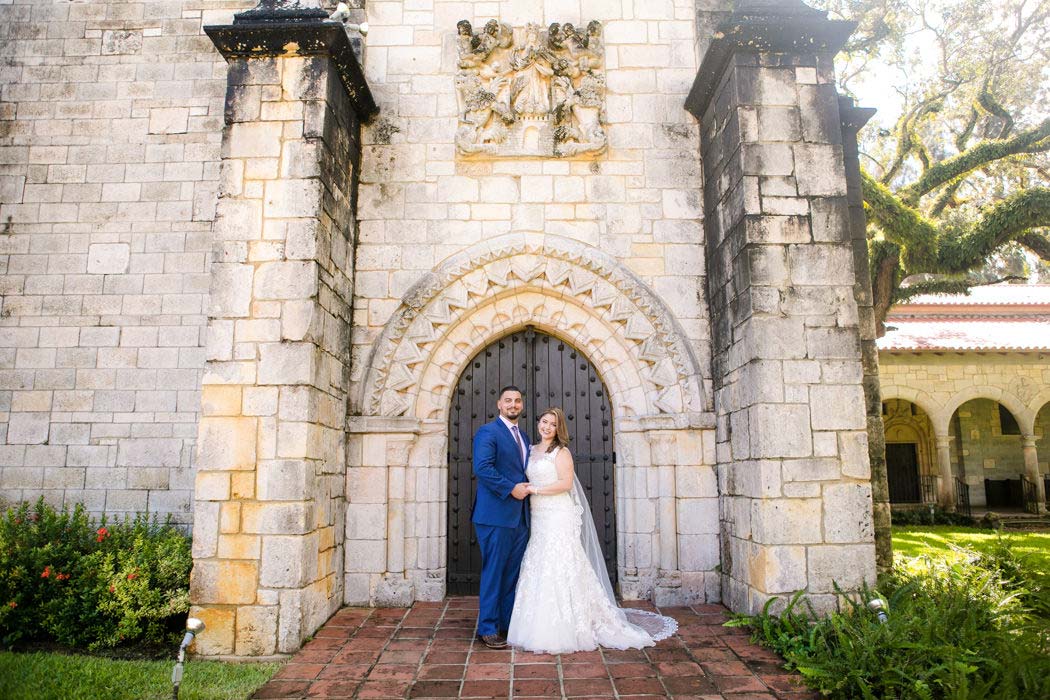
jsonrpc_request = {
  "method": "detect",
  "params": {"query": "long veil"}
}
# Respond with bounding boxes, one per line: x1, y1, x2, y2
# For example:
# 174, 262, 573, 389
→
569, 475, 678, 641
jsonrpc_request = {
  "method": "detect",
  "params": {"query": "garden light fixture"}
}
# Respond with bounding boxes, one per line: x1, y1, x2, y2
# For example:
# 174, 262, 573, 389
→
171, 617, 205, 700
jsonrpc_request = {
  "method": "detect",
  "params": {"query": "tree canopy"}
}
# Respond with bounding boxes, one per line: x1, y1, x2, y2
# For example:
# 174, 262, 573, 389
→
815, 0, 1050, 332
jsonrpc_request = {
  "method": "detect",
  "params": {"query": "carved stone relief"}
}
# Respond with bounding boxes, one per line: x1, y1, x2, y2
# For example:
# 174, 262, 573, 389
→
454, 20, 607, 157
360, 235, 708, 420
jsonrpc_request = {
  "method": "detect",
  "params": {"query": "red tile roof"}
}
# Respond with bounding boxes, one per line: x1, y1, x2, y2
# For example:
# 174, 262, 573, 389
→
879, 285, 1050, 352
878, 319, 1050, 352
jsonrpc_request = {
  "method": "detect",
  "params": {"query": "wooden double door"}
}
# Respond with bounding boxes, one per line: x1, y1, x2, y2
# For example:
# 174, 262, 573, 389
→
446, 328, 616, 595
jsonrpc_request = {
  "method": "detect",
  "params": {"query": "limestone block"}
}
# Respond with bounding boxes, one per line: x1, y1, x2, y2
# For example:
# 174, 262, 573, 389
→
347, 502, 388, 539
731, 459, 781, 498
806, 327, 860, 360
793, 145, 847, 197
746, 216, 809, 245
148, 107, 188, 134
751, 498, 822, 545
243, 387, 279, 417
218, 534, 261, 560
228, 121, 282, 159
196, 472, 231, 502
235, 605, 278, 656
749, 544, 807, 594
261, 534, 318, 588
344, 539, 387, 574
678, 533, 719, 570
809, 197, 849, 243
823, 482, 874, 543
677, 498, 719, 534
116, 438, 182, 467
87, 243, 130, 274
209, 264, 254, 317
809, 385, 866, 431
838, 431, 871, 479
257, 459, 314, 501
264, 179, 322, 219
241, 502, 312, 535
190, 560, 258, 605
196, 417, 257, 471
807, 544, 876, 592
215, 199, 263, 242
201, 385, 241, 416
787, 245, 854, 286
749, 404, 812, 458
7, 412, 50, 444
347, 467, 389, 503
258, 343, 315, 386
191, 502, 220, 558
253, 261, 318, 300
188, 605, 235, 656
782, 457, 840, 483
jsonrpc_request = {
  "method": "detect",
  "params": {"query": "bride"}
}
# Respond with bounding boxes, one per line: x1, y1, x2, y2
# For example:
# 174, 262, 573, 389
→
506, 407, 677, 654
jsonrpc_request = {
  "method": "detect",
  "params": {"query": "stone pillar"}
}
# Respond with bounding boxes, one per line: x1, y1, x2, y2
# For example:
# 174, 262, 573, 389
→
189, 3, 375, 656
934, 434, 956, 510
343, 416, 421, 606
650, 430, 682, 605
686, 1, 876, 614
1022, 435, 1046, 513
839, 97, 891, 571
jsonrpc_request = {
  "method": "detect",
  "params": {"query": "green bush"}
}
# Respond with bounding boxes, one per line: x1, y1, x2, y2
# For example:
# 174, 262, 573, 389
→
732, 543, 1050, 699
890, 506, 976, 527
0, 499, 191, 651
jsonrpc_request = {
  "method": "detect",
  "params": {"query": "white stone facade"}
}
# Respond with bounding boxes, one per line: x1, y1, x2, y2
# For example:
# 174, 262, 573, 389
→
1, 0, 884, 655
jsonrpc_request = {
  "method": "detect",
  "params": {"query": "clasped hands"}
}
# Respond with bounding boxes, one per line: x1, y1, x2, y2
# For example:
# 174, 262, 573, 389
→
511, 482, 538, 500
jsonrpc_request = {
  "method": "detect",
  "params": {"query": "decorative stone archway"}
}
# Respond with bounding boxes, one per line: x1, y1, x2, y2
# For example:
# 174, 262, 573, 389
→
343, 234, 719, 608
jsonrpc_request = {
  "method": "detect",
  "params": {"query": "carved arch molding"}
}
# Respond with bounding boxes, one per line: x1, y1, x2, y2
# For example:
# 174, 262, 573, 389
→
360, 234, 708, 420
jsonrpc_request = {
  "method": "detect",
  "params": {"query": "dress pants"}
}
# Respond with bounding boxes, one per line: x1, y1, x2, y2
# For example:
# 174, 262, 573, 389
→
474, 518, 529, 637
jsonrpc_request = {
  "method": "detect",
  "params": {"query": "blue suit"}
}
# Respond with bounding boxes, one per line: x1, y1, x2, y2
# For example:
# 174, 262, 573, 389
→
472, 418, 530, 637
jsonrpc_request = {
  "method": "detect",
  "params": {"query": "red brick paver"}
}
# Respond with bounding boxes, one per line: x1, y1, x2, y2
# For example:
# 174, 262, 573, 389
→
252, 597, 815, 699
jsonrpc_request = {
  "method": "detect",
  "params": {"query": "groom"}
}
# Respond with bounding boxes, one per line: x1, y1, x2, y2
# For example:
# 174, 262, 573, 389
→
471, 385, 531, 649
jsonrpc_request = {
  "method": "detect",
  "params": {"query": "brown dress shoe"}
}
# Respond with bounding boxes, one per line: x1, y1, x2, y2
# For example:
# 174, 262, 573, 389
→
476, 633, 508, 649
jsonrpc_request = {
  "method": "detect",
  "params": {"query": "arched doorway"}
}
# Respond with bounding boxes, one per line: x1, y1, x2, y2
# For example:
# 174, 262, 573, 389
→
446, 327, 616, 595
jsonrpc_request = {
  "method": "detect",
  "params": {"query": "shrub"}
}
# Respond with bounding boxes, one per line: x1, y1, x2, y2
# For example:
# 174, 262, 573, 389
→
891, 506, 976, 527
0, 499, 191, 651
732, 544, 1050, 699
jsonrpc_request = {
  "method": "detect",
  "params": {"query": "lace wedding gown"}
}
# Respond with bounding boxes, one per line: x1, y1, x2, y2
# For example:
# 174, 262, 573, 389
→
506, 446, 677, 654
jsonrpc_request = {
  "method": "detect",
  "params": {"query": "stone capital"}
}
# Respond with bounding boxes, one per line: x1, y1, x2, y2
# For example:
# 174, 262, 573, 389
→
205, 10, 377, 121
685, 1, 855, 117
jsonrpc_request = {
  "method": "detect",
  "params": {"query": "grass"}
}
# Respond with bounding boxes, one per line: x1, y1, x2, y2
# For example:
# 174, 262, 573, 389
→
0, 651, 279, 700
893, 525, 1050, 570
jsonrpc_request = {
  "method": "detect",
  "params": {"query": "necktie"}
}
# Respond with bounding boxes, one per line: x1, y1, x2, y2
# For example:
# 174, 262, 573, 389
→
511, 425, 526, 465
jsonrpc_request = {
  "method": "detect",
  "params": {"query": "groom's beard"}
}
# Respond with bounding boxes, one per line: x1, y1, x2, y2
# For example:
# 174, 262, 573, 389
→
501, 409, 521, 421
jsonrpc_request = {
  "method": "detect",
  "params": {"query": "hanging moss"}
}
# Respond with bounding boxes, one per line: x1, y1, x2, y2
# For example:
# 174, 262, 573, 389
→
900, 118, 1050, 204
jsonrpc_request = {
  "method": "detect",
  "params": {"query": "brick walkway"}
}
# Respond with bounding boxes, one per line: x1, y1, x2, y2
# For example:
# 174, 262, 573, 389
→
252, 598, 815, 699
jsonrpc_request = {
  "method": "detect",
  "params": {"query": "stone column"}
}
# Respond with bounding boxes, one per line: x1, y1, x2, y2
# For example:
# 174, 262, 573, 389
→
189, 3, 375, 656
934, 434, 956, 510
839, 97, 891, 571
344, 416, 420, 606
686, 1, 876, 614
1022, 435, 1046, 513
650, 430, 682, 605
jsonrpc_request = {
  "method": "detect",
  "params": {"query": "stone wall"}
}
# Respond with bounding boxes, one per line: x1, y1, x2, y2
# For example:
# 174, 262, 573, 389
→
687, 4, 877, 614
0, 0, 254, 520
345, 0, 722, 607
880, 352, 1050, 509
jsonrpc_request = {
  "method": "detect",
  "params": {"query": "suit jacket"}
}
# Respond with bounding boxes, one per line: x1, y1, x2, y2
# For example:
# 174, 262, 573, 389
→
471, 418, 530, 528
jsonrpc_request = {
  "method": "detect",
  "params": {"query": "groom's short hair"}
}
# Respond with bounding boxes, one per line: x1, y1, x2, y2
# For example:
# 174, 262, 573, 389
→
498, 385, 522, 398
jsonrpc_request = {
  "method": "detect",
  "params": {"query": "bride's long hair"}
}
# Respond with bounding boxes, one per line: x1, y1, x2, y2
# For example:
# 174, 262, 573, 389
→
538, 407, 571, 452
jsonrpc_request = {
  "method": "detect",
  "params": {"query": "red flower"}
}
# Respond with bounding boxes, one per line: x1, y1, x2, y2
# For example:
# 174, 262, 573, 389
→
126, 572, 138, 581
41, 566, 51, 579
96, 527, 109, 543
108, 586, 115, 593
6, 601, 15, 609
57, 573, 70, 581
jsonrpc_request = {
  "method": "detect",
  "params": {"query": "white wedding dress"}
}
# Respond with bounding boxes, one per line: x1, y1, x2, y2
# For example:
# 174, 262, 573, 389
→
506, 446, 678, 654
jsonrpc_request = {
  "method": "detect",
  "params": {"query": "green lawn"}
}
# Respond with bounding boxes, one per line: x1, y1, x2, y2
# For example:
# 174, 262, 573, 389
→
0, 651, 279, 700
893, 525, 1050, 570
